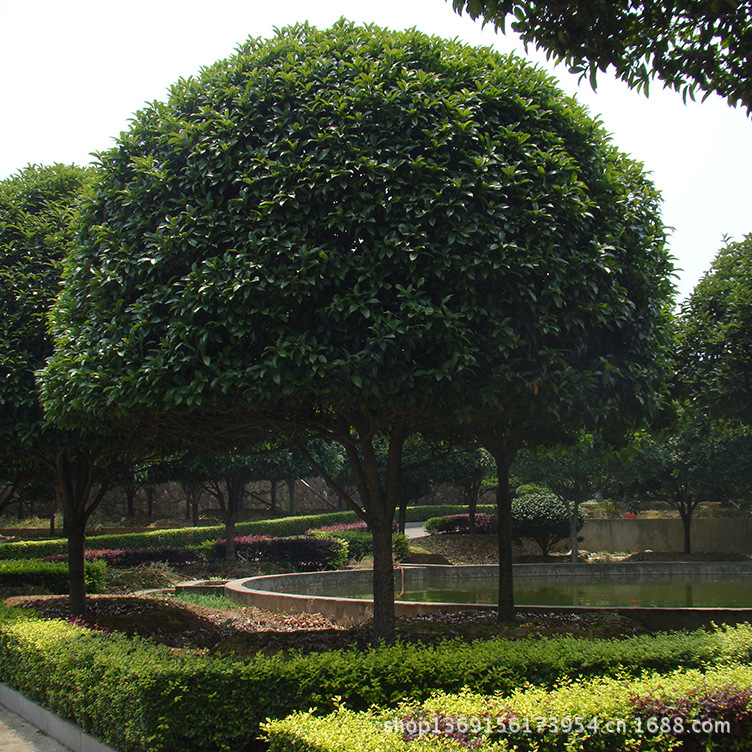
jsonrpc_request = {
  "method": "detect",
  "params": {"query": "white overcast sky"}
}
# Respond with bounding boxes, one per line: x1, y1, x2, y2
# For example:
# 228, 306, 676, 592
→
1, 0, 750, 301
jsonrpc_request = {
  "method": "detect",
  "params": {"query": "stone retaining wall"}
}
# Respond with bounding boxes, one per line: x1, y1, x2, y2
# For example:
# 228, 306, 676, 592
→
580, 517, 752, 554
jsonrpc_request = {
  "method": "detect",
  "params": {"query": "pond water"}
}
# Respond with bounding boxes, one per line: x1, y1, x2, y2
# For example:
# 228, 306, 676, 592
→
300, 574, 752, 608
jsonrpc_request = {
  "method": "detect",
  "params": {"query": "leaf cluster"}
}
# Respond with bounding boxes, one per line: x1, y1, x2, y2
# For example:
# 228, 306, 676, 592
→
452, 0, 752, 112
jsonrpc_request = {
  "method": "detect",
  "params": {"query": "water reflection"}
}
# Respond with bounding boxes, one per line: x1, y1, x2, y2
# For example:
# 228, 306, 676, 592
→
305, 575, 752, 608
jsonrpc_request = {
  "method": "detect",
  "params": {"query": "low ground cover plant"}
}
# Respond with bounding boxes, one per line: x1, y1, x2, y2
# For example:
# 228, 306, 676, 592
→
265, 666, 752, 751
2, 604, 752, 751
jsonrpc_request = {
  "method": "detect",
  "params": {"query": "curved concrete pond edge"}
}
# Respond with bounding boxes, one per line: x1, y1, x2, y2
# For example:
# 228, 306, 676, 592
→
216, 562, 752, 632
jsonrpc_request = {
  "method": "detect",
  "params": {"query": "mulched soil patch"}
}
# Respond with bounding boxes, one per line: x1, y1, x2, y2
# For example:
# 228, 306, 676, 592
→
3, 594, 650, 656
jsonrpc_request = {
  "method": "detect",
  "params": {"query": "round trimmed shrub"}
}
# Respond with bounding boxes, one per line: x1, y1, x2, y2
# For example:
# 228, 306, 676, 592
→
511, 490, 581, 556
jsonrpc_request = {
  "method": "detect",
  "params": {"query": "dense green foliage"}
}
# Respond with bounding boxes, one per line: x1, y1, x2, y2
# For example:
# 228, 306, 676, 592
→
511, 489, 581, 555
452, 0, 752, 112
42, 20, 672, 441
0, 163, 93, 456
266, 663, 752, 750
0, 559, 106, 593
308, 529, 410, 561
676, 234, 752, 425
2, 604, 752, 751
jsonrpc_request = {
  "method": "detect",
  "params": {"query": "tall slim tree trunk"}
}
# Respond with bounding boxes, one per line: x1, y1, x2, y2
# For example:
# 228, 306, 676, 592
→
270, 480, 277, 514
483, 433, 521, 625
466, 481, 480, 535
369, 518, 395, 642
397, 491, 407, 535
55, 448, 110, 619
287, 479, 297, 514
124, 485, 137, 519
494, 456, 515, 623
66, 511, 87, 618
224, 516, 236, 561
681, 510, 692, 554
570, 499, 581, 563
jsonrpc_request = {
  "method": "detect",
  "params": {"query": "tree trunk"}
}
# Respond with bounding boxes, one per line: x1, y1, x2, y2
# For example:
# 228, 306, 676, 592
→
224, 516, 236, 561
270, 480, 277, 514
681, 510, 692, 554
570, 499, 580, 563
370, 516, 396, 642
397, 491, 407, 535
467, 483, 480, 535
494, 458, 515, 623
54, 447, 110, 620
124, 485, 136, 519
482, 435, 520, 625
224, 474, 247, 562
287, 479, 297, 514
66, 512, 87, 618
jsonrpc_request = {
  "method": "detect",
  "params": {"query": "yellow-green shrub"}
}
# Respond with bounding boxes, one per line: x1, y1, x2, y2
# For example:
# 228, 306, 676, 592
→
265, 665, 752, 751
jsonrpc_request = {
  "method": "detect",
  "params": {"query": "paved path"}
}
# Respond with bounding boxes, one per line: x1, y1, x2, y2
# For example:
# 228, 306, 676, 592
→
403, 522, 427, 539
0, 706, 72, 752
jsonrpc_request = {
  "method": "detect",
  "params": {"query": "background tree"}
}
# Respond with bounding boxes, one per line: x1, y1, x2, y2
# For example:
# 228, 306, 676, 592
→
451, 0, 752, 111
429, 448, 493, 533
513, 432, 608, 560
676, 234, 752, 424
41, 22, 674, 636
0, 163, 136, 618
612, 415, 752, 553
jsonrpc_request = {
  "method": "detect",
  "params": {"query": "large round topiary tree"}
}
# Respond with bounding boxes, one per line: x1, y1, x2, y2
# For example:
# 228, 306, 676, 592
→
41, 21, 674, 638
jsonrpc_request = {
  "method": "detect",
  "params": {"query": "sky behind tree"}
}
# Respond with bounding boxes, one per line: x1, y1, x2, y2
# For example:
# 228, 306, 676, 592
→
1, 0, 749, 300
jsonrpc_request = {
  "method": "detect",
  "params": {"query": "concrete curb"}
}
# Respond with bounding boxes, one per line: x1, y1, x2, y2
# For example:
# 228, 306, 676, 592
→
0, 685, 118, 752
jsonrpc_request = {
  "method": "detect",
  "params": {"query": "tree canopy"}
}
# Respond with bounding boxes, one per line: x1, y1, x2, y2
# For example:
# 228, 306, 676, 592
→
42, 21, 673, 433
452, 0, 752, 112
0, 163, 94, 456
40, 21, 675, 634
675, 234, 752, 424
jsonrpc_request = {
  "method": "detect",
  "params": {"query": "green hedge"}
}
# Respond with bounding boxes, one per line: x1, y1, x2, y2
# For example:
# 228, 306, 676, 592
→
265, 665, 752, 750
0, 559, 106, 593
2, 604, 752, 751
309, 530, 410, 562
0, 506, 478, 561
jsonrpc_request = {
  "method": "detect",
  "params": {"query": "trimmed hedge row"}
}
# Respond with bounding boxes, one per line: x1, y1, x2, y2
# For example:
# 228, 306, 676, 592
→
0, 505, 479, 561
2, 604, 752, 751
308, 530, 410, 562
45, 548, 198, 568
206, 535, 349, 570
424, 513, 496, 535
265, 665, 752, 750
0, 559, 106, 593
